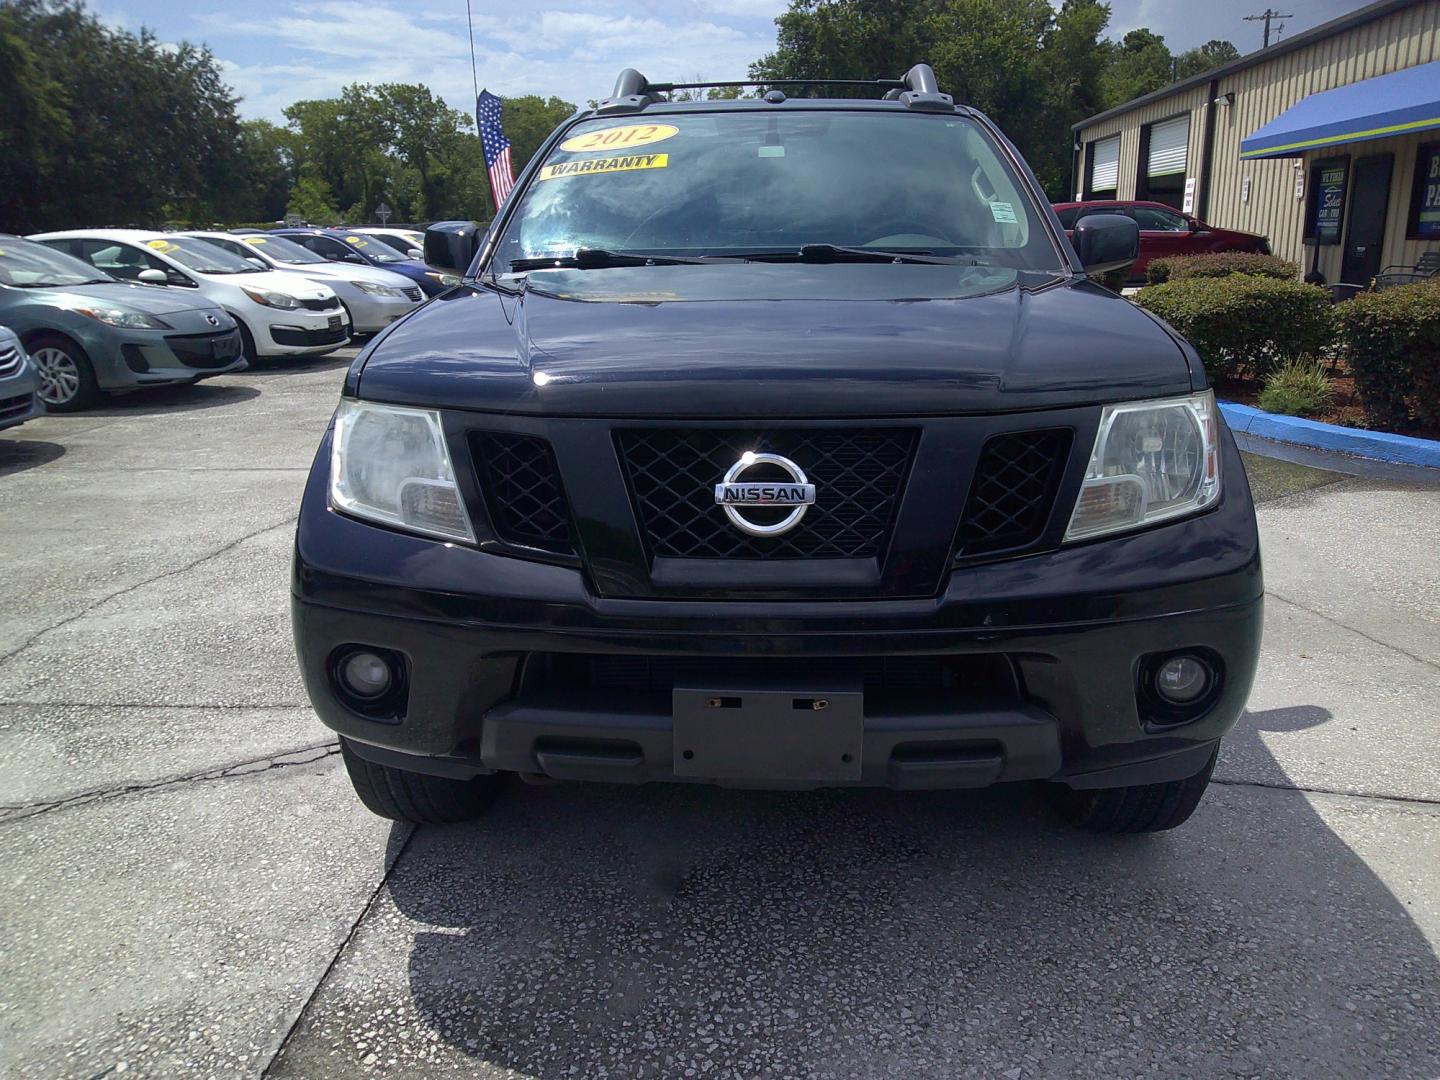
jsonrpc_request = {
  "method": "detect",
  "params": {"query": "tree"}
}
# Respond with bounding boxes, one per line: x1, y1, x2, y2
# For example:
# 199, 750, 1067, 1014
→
1175, 39, 1241, 80
231, 119, 293, 223
285, 173, 340, 225
1100, 28, 1175, 108
498, 95, 578, 173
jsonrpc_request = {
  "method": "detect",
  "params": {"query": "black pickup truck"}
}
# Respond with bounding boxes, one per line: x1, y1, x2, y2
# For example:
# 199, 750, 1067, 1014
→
292, 65, 1262, 833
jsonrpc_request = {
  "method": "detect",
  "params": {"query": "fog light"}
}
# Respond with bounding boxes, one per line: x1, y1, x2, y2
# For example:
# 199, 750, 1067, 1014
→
339, 651, 393, 699
1155, 655, 1210, 704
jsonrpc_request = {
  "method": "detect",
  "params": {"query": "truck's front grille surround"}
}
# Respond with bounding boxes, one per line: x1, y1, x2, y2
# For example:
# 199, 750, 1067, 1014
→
616, 427, 917, 560
471, 432, 575, 554
957, 428, 1072, 555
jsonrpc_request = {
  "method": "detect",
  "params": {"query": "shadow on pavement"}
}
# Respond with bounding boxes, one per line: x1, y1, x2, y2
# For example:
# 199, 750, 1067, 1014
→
377, 702, 1438, 1077
0, 438, 65, 477
242, 352, 357, 378
83, 382, 261, 416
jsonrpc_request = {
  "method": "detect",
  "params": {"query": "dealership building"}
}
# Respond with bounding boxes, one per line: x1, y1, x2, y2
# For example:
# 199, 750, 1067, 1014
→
1071, 0, 1440, 286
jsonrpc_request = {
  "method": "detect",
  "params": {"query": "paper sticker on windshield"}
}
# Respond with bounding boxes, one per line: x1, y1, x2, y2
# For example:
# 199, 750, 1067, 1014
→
345, 236, 368, 247
560, 124, 678, 154
538, 153, 669, 182
146, 239, 179, 253
247, 236, 268, 244
989, 201, 1017, 224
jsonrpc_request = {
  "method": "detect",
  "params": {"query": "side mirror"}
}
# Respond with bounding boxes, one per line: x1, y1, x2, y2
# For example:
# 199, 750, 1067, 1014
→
1073, 213, 1139, 276
405, 248, 424, 259
425, 220, 484, 275
137, 268, 168, 285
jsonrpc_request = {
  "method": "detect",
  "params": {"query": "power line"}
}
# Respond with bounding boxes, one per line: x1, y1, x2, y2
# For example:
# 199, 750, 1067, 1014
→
1244, 8, 1293, 49
465, 0, 479, 103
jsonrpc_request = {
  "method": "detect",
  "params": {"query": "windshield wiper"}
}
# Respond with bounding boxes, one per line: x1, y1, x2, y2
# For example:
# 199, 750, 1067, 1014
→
509, 248, 730, 272
720, 244, 967, 265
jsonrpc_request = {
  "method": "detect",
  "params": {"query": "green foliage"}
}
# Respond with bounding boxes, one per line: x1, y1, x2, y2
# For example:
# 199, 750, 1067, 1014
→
1174, 39, 1241, 80
1136, 277, 1333, 382
1257, 357, 1334, 417
1099, 28, 1174, 109
499, 95, 579, 174
285, 174, 341, 226
1334, 280, 1440, 428
1146, 252, 1298, 285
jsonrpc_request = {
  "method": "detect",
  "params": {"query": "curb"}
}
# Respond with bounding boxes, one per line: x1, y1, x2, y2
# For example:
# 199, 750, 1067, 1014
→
1219, 402, 1440, 467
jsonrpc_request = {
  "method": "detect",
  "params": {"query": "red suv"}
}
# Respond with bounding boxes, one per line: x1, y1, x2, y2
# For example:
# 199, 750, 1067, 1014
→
1052, 200, 1270, 283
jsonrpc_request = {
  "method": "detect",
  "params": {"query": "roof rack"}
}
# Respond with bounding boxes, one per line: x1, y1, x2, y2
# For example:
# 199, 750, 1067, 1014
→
596, 64, 954, 115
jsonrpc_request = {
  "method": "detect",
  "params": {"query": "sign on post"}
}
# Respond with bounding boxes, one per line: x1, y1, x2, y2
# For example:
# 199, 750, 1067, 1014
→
374, 202, 393, 225
1305, 158, 1349, 246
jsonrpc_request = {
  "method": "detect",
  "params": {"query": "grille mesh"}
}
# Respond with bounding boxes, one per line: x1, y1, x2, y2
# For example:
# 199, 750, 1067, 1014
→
617, 428, 916, 560
957, 429, 1071, 555
472, 432, 573, 553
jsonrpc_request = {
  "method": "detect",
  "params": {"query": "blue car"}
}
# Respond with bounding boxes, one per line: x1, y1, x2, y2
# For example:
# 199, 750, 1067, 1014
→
269, 229, 455, 297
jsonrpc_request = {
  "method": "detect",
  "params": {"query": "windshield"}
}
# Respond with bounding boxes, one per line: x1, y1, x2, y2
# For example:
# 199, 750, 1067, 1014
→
339, 235, 404, 264
492, 111, 1060, 275
145, 237, 263, 274
358, 231, 423, 256
0, 238, 109, 288
245, 235, 328, 264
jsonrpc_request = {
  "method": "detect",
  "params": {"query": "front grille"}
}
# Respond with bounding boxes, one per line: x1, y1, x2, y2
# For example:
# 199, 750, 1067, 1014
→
471, 432, 573, 553
0, 345, 20, 378
272, 325, 348, 347
164, 331, 243, 369
299, 296, 340, 312
617, 428, 916, 560
402, 286, 422, 302
0, 393, 33, 421
956, 429, 1072, 555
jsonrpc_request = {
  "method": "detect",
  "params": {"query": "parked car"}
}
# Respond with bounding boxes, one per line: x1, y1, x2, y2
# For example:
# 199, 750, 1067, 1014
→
294, 64, 1261, 834
1051, 200, 1270, 282
270, 228, 454, 297
0, 325, 42, 431
338, 227, 426, 259
32, 230, 351, 363
180, 231, 423, 334
0, 235, 244, 411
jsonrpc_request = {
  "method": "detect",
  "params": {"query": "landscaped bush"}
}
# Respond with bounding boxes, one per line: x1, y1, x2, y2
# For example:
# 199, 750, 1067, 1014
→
1146, 251, 1297, 285
1334, 279, 1440, 428
1257, 357, 1335, 417
1136, 276, 1333, 381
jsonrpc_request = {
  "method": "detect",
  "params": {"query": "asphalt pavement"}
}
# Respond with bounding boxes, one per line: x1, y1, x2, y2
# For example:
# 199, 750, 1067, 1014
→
1, 349, 1437, 1079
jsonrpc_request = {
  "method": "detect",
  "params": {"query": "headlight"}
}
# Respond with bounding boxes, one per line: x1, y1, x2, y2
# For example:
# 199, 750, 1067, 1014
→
70, 306, 171, 330
241, 287, 301, 310
351, 281, 407, 298
1065, 391, 1220, 542
329, 399, 475, 543
425, 272, 461, 287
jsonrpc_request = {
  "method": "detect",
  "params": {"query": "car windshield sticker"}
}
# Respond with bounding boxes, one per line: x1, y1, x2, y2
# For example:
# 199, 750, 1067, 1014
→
146, 239, 179, 253
247, 236, 268, 244
346, 236, 368, 247
538, 153, 670, 182
559, 124, 678, 154
989, 202, 1018, 224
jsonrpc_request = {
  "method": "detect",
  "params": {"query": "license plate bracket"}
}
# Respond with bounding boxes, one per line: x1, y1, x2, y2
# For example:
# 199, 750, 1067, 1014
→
672, 680, 863, 782
328, 315, 342, 330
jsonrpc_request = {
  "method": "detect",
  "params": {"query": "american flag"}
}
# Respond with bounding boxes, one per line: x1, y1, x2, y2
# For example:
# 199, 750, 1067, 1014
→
476, 90, 515, 206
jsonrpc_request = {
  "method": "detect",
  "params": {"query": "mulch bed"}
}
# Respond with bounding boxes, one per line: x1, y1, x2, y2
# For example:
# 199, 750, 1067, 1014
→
1218, 370, 1440, 443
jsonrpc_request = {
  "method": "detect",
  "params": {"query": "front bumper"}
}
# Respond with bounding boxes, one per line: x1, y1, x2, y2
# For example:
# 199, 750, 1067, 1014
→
0, 362, 41, 431
260, 310, 350, 356
86, 326, 247, 391
293, 432, 1263, 791
342, 292, 422, 334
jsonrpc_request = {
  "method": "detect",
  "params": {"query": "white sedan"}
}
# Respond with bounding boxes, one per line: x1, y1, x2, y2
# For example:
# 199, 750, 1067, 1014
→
31, 230, 351, 361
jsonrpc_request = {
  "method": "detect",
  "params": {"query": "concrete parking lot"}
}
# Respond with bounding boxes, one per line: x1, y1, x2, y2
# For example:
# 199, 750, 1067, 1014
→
1, 351, 1437, 1079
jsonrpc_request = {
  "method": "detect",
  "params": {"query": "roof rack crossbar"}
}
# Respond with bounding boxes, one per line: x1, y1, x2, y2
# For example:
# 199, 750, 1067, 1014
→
597, 63, 954, 114
645, 79, 907, 92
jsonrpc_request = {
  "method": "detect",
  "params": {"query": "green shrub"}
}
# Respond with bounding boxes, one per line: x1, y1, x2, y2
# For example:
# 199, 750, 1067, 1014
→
1147, 251, 1296, 285
1334, 279, 1440, 428
1136, 276, 1333, 381
1257, 357, 1334, 416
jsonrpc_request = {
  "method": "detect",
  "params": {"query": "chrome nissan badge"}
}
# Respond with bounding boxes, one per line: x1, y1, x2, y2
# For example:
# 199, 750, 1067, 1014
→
714, 451, 816, 537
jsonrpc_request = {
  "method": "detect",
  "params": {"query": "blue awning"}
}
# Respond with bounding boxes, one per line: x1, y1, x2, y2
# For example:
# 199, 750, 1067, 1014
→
1240, 59, 1440, 159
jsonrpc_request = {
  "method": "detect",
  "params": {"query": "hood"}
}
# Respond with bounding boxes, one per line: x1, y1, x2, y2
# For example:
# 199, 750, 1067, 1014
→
224, 269, 335, 300
356, 263, 1196, 418
26, 281, 228, 317
268, 261, 415, 290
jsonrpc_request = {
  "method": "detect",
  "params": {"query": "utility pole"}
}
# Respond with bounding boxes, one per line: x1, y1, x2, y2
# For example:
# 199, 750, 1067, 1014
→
1244, 8, 1293, 48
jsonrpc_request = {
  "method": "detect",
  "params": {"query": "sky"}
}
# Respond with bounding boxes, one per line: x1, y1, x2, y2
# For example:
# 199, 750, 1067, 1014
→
93, 0, 1374, 123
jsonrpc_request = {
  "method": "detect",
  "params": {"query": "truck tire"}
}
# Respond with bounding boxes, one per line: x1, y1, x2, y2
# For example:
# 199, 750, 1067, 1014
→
340, 738, 506, 823
1047, 745, 1218, 833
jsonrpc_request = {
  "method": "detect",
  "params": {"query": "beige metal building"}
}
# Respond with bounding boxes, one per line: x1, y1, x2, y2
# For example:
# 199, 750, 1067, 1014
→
1072, 0, 1440, 285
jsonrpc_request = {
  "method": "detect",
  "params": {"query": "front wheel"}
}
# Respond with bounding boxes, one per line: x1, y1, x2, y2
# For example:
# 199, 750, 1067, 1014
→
340, 738, 507, 823
30, 335, 100, 411
1047, 745, 1218, 833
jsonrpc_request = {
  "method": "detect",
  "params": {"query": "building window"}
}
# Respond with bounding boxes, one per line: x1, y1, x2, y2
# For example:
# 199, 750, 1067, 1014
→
1085, 136, 1119, 198
1408, 142, 1440, 240
1138, 115, 1190, 210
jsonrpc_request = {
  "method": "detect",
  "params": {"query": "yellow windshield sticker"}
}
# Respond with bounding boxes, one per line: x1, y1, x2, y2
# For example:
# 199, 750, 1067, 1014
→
146, 239, 178, 253
247, 236, 268, 244
560, 124, 678, 153
345, 236, 368, 247
538, 153, 669, 182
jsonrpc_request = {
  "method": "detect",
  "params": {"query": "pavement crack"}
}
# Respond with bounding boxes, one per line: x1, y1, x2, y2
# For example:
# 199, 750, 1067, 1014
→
0, 739, 340, 824
0, 515, 295, 669
1266, 589, 1439, 673
1213, 776, 1440, 808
